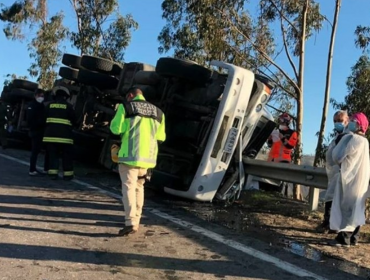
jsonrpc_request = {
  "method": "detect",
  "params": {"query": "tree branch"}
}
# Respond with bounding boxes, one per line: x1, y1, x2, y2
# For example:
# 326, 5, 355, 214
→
266, 103, 296, 121
258, 67, 297, 98
230, 21, 300, 94
267, 0, 299, 35
280, 15, 298, 79
228, 43, 297, 99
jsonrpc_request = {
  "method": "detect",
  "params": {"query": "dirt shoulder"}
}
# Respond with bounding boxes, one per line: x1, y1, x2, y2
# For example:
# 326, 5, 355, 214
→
168, 190, 370, 275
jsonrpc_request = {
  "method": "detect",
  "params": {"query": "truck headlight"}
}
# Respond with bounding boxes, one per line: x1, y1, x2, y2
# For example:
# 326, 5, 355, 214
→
256, 104, 263, 112
261, 94, 268, 103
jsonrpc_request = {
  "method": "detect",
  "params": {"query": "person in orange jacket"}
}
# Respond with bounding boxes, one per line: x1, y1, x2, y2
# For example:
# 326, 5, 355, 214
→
267, 112, 298, 163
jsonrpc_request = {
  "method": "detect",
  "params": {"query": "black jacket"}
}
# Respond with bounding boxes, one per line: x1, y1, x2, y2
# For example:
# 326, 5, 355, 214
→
27, 100, 46, 135
43, 98, 76, 144
0, 102, 7, 125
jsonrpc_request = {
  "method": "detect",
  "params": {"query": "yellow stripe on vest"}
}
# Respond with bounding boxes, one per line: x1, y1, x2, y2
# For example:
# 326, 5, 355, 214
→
43, 137, 73, 144
46, 118, 72, 126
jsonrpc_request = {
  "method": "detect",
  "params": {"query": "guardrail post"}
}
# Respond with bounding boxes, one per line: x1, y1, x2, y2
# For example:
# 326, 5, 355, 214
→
308, 187, 320, 211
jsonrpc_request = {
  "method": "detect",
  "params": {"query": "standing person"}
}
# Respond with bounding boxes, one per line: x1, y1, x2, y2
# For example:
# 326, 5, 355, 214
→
329, 112, 370, 247
0, 98, 8, 149
110, 87, 166, 236
27, 89, 48, 175
317, 110, 349, 233
267, 112, 298, 163
43, 86, 76, 180
267, 113, 298, 196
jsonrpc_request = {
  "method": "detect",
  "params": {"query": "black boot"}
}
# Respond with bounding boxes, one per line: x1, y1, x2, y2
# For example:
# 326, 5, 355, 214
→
118, 226, 137, 236
316, 201, 332, 233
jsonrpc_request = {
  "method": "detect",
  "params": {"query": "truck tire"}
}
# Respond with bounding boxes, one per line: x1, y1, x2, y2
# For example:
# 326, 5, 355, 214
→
110, 63, 123, 76
62, 53, 82, 69
10, 88, 34, 100
134, 84, 157, 100
1, 85, 10, 93
77, 69, 118, 89
59, 67, 79, 81
81, 55, 115, 73
1, 91, 11, 102
156, 57, 212, 84
134, 71, 161, 86
12, 79, 38, 91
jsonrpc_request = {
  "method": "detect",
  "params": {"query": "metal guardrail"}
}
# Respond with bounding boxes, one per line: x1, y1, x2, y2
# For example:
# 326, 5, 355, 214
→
242, 157, 328, 210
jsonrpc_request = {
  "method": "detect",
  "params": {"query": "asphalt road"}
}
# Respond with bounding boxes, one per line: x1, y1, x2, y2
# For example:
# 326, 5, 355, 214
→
0, 150, 365, 280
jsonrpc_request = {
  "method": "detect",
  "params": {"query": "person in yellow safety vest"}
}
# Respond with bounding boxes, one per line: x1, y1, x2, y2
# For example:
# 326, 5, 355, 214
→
110, 87, 166, 236
267, 112, 298, 163
43, 86, 76, 180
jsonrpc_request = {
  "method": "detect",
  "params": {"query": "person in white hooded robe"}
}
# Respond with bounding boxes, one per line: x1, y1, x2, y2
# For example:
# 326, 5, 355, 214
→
317, 110, 349, 233
329, 112, 370, 247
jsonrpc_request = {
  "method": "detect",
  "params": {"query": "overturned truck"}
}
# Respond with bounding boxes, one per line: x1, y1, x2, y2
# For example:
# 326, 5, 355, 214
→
2, 54, 277, 203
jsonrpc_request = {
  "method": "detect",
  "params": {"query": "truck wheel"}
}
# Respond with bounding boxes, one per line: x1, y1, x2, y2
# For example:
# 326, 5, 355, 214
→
156, 57, 212, 84
110, 63, 123, 76
134, 70, 161, 86
1, 91, 12, 102
10, 88, 35, 100
77, 69, 119, 89
81, 55, 115, 73
62, 53, 82, 69
59, 67, 79, 81
1, 85, 10, 93
134, 84, 157, 100
11, 79, 38, 91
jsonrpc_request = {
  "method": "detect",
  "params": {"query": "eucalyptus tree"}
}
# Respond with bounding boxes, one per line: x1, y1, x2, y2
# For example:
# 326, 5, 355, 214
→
69, 0, 138, 62
0, 0, 67, 89
312, 0, 342, 167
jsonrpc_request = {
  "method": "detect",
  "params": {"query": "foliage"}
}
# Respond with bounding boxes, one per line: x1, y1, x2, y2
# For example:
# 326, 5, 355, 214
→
28, 13, 68, 89
158, 0, 325, 122
355, 25, 370, 51
3, 73, 28, 86
69, 0, 138, 62
0, 0, 138, 88
260, 0, 324, 56
331, 55, 370, 141
158, 0, 274, 69
0, 0, 68, 89
0, 0, 38, 40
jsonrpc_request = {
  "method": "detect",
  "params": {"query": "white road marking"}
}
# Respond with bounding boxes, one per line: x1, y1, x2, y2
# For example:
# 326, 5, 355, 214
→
0, 152, 328, 280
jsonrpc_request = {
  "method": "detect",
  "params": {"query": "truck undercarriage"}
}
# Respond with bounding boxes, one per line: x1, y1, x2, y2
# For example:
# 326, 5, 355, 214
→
0, 54, 276, 203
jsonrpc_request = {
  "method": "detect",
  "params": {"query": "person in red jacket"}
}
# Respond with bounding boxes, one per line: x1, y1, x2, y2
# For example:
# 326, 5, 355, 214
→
267, 112, 298, 163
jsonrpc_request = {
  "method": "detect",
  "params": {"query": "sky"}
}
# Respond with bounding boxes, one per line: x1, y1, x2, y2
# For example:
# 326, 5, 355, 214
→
0, 0, 369, 155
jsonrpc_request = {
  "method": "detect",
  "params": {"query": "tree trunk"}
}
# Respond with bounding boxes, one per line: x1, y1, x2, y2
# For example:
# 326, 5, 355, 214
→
293, 0, 309, 200
313, 0, 342, 167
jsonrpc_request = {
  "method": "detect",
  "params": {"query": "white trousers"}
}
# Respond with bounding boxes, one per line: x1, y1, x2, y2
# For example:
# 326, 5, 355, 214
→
118, 164, 147, 230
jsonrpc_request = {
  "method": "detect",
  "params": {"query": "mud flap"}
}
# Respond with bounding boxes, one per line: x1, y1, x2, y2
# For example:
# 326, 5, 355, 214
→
237, 134, 245, 199
215, 132, 244, 201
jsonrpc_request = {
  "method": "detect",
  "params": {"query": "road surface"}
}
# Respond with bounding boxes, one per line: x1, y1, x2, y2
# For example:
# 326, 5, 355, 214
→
0, 150, 364, 280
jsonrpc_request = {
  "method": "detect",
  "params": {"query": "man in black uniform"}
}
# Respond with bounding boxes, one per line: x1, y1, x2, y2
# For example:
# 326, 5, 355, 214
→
43, 86, 76, 180
27, 89, 48, 175
0, 98, 8, 149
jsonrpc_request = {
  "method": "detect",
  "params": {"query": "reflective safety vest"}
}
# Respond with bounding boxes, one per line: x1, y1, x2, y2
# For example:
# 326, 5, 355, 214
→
110, 95, 166, 168
43, 99, 75, 145
267, 128, 298, 163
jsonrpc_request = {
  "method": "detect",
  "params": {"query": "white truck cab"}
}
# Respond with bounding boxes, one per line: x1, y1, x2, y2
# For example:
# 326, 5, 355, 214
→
164, 60, 275, 202
147, 59, 276, 203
